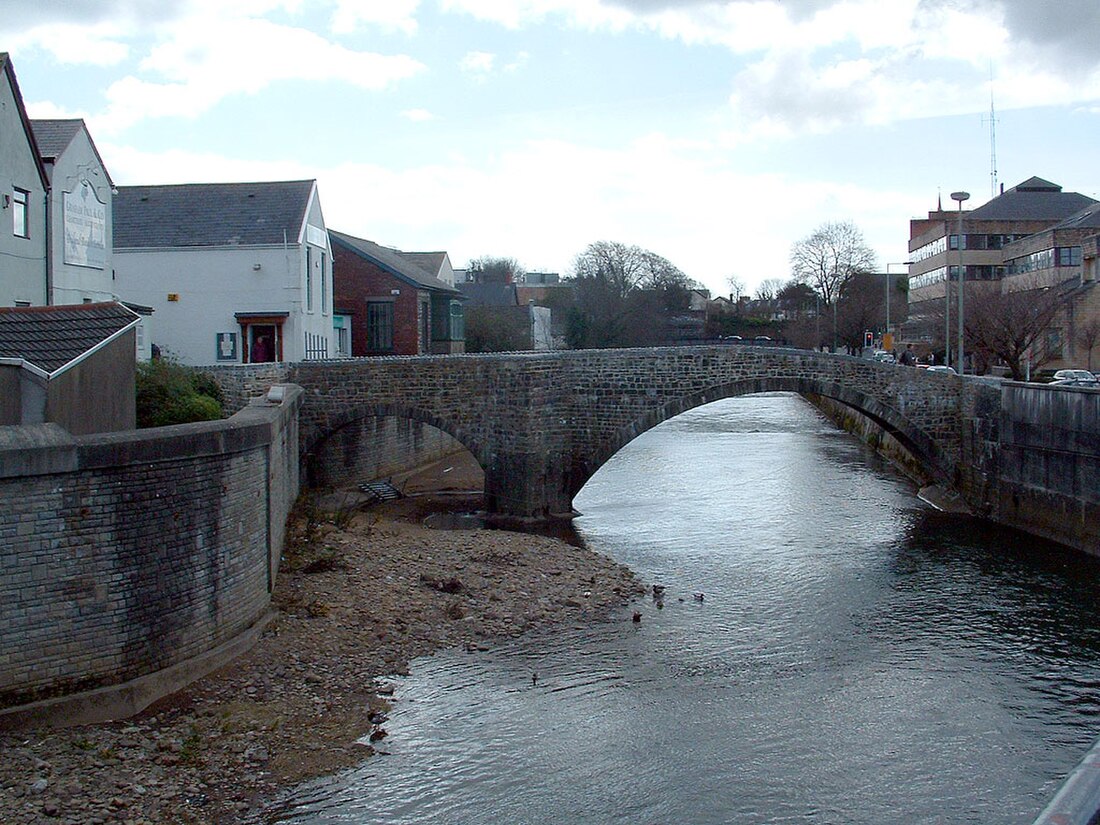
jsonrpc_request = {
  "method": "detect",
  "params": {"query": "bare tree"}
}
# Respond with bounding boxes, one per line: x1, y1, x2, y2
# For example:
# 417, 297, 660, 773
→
1075, 313, 1100, 371
789, 221, 877, 307
727, 275, 747, 304
755, 278, 785, 302
963, 279, 1070, 380
567, 241, 693, 348
468, 256, 525, 284
789, 221, 876, 351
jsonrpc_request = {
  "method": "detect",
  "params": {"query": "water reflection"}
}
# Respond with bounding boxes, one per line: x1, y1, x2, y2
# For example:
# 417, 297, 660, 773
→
262, 393, 1100, 825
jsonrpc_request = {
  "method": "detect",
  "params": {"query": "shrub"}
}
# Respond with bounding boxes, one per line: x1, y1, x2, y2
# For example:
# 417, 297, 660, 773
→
135, 358, 225, 428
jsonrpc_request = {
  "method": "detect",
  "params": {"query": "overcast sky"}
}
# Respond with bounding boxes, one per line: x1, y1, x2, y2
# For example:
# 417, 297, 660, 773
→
5, 0, 1099, 297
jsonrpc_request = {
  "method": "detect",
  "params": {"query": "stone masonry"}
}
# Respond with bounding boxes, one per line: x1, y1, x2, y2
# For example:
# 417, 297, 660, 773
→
0, 386, 302, 714
210, 346, 968, 518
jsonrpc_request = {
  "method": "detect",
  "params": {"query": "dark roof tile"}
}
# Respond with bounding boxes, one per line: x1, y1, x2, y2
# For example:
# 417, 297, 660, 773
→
968, 177, 1098, 222
0, 302, 139, 374
114, 180, 315, 249
29, 119, 82, 160
329, 230, 459, 294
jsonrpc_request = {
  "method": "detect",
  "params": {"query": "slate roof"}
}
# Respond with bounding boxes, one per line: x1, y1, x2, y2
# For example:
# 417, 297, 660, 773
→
329, 230, 460, 294
0, 302, 139, 375
114, 180, 315, 249
457, 282, 519, 307
1052, 201, 1100, 232
30, 118, 115, 187
398, 251, 447, 278
967, 177, 1098, 222
29, 119, 83, 160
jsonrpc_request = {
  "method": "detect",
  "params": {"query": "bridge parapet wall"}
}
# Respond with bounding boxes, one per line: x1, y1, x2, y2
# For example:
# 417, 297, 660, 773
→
207, 348, 970, 518
557, 347, 965, 496
0, 386, 302, 719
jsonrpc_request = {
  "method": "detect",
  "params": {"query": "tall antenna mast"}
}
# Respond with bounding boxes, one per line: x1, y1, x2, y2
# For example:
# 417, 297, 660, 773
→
987, 64, 998, 198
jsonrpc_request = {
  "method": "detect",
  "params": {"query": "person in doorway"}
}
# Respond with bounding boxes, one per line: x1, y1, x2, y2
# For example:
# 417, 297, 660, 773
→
899, 344, 917, 366
251, 335, 273, 363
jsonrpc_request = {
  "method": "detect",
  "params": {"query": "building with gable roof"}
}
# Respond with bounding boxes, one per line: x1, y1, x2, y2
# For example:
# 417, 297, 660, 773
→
330, 230, 465, 356
113, 180, 334, 366
0, 53, 49, 308
0, 301, 139, 432
31, 118, 115, 305
396, 250, 457, 288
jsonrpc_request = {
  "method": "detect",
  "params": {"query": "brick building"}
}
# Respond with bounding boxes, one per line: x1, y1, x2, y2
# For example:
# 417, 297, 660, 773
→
905, 177, 1099, 370
329, 230, 464, 356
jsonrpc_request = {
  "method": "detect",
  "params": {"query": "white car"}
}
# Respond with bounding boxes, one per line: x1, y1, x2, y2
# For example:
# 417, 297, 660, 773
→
1052, 369, 1098, 384
926, 365, 957, 375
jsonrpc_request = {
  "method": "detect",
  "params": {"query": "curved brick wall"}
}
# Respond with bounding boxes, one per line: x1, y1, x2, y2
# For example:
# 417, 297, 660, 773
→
0, 386, 302, 715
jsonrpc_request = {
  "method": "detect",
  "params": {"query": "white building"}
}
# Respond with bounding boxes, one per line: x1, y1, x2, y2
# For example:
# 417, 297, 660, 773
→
0, 53, 49, 307
30, 119, 115, 305
113, 180, 334, 366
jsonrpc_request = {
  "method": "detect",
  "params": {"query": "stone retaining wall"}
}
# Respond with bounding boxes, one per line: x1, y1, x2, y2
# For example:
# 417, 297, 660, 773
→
0, 385, 302, 715
995, 382, 1099, 556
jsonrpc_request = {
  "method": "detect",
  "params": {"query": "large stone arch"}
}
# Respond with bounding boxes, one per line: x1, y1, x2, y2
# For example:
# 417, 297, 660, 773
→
565, 376, 950, 501
301, 402, 486, 491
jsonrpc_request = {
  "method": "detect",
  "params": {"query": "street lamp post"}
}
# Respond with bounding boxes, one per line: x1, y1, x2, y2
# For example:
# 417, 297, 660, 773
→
951, 191, 970, 374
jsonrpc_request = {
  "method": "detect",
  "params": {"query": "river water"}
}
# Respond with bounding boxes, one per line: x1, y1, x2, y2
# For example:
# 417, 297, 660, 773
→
265, 393, 1100, 825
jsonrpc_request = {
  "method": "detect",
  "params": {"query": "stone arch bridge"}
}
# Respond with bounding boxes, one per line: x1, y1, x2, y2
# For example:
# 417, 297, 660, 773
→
217, 346, 999, 519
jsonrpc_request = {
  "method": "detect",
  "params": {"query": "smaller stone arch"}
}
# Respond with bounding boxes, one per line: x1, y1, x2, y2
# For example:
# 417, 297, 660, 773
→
302, 402, 486, 492
566, 376, 951, 501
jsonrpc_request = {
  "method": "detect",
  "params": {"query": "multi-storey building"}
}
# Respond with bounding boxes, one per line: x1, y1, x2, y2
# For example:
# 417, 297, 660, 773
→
906, 177, 1098, 353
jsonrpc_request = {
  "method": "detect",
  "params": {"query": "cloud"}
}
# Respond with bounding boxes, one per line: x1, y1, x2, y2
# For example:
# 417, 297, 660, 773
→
460, 50, 496, 75
438, 0, 1100, 134
90, 14, 425, 132
330, 0, 420, 34
401, 108, 437, 121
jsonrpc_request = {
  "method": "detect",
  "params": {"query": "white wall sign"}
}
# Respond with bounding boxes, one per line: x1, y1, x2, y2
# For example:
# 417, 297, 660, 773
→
306, 224, 327, 248
63, 182, 107, 269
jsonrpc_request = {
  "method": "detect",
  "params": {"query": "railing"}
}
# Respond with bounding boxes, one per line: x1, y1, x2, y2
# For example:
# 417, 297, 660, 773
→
1031, 737, 1100, 825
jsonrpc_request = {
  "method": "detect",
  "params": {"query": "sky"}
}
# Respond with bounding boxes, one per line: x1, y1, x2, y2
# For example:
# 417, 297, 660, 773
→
4, 0, 1100, 299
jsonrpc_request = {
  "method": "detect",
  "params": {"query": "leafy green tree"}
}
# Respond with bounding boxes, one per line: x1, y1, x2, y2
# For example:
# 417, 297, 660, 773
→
136, 358, 224, 428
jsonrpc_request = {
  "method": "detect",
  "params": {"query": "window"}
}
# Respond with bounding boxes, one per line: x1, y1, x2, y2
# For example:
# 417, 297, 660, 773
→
305, 246, 314, 312
367, 301, 394, 351
1056, 247, 1082, 267
450, 301, 465, 340
12, 189, 28, 238
320, 252, 328, 315
333, 315, 351, 357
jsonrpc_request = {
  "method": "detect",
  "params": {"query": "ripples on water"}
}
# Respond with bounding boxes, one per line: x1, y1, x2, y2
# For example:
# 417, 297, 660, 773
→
263, 393, 1100, 825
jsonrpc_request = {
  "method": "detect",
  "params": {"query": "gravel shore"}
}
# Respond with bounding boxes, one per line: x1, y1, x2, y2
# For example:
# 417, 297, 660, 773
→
0, 457, 643, 824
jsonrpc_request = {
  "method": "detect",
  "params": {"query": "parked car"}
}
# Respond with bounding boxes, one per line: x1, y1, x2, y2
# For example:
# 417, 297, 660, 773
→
926, 365, 957, 375
753, 335, 771, 342
1052, 369, 1098, 384
872, 350, 896, 364
1050, 378, 1099, 388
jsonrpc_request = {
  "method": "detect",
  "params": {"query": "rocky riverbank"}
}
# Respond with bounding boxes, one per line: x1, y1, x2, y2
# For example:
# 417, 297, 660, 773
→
0, 457, 643, 824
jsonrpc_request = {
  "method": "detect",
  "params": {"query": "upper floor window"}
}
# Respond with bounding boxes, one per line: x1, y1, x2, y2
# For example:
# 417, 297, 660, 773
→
305, 246, 314, 313
12, 189, 28, 238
